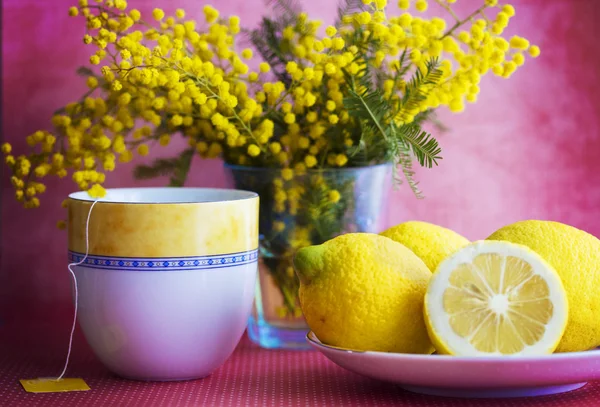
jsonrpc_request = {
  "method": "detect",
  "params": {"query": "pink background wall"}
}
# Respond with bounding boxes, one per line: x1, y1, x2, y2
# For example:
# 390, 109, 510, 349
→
2, 0, 599, 319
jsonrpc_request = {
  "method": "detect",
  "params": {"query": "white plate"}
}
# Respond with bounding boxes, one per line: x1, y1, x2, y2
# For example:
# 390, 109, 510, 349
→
307, 331, 600, 398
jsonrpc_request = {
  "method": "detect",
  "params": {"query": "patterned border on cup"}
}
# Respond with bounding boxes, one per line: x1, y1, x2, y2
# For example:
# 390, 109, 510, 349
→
68, 249, 259, 271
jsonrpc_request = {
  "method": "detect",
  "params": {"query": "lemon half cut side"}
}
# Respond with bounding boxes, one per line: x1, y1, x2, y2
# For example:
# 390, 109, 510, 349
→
424, 240, 569, 356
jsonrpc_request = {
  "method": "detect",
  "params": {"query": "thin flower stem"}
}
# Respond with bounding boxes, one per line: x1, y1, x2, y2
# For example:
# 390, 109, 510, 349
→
441, 5, 488, 39
193, 76, 269, 154
479, 10, 492, 25
434, 0, 460, 23
86, 5, 154, 30
112, 65, 152, 72
261, 85, 294, 118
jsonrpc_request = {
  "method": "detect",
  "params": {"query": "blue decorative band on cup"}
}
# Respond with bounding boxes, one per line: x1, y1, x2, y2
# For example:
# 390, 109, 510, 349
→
67, 249, 259, 271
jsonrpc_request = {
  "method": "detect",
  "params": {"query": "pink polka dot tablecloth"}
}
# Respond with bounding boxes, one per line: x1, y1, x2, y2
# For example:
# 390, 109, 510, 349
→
2, 320, 600, 407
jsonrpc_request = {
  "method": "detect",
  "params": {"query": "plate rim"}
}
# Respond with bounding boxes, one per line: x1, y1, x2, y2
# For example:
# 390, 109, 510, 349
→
306, 331, 600, 362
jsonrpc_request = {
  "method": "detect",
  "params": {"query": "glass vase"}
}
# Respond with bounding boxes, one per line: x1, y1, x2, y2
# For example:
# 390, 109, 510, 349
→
225, 163, 393, 349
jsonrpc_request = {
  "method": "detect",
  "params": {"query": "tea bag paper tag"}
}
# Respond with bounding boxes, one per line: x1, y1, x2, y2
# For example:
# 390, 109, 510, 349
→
19, 377, 90, 393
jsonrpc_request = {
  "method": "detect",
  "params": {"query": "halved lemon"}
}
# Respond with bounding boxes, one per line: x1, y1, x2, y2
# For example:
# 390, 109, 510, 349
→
424, 240, 569, 356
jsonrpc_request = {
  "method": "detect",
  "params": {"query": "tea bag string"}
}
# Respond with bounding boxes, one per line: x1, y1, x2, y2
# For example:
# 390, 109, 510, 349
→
56, 199, 99, 381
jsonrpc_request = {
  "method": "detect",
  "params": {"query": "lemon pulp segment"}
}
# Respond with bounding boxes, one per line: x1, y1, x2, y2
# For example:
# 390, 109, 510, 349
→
425, 241, 568, 356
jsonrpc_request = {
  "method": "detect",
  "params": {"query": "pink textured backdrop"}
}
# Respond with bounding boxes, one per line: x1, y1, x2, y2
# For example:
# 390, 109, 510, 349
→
2, 0, 599, 319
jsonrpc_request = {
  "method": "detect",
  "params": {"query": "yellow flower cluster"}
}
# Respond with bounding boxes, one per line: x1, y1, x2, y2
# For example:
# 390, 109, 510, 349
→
1, 0, 538, 210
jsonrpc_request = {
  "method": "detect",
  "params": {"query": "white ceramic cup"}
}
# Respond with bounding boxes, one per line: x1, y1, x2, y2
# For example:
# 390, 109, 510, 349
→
67, 187, 259, 381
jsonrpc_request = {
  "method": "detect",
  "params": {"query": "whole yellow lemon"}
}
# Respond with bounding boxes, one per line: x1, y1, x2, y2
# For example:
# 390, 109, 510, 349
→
380, 221, 470, 273
488, 220, 600, 352
294, 233, 434, 353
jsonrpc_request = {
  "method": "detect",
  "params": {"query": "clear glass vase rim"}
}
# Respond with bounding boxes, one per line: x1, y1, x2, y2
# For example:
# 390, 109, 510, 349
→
224, 162, 393, 173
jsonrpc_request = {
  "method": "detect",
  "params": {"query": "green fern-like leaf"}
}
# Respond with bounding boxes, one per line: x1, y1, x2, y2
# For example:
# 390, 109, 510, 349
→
266, 0, 302, 21
343, 88, 391, 141
335, 0, 365, 27
399, 58, 443, 115
300, 175, 355, 242
169, 148, 194, 187
346, 139, 369, 162
342, 70, 442, 196
76, 66, 95, 77
393, 143, 424, 199
394, 123, 442, 168
247, 0, 305, 86
394, 49, 412, 79
133, 148, 194, 187
388, 48, 412, 96
421, 110, 450, 132
250, 18, 292, 86
410, 109, 434, 126
344, 32, 386, 89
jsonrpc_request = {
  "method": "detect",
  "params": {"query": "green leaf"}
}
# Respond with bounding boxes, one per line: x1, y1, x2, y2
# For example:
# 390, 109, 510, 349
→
133, 148, 195, 187
394, 48, 411, 79
247, 0, 304, 86
266, 0, 302, 20
393, 144, 424, 199
343, 88, 390, 142
394, 122, 442, 168
76, 66, 95, 77
422, 110, 451, 133
342, 68, 442, 197
168, 148, 195, 187
334, 0, 365, 27
400, 57, 443, 115
249, 18, 292, 86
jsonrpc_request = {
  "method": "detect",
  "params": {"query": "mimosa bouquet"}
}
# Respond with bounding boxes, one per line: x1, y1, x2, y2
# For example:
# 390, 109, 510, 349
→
1, 0, 538, 318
